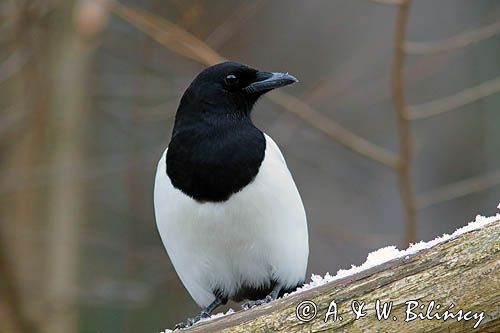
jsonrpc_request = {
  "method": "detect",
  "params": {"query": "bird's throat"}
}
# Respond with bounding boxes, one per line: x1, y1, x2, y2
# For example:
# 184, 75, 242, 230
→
166, 122, 266, 202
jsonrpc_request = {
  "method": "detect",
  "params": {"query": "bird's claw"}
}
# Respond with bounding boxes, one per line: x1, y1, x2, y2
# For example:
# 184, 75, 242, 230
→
174, 318, 191, 330
173, 311, 210, 330
241, 295, 273, 310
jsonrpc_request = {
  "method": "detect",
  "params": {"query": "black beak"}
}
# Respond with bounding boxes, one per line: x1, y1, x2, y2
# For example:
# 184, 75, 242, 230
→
244, 71, 298, 94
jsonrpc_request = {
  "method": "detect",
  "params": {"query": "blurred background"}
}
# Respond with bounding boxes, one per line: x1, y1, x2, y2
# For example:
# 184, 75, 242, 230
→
1, 0, 499, 332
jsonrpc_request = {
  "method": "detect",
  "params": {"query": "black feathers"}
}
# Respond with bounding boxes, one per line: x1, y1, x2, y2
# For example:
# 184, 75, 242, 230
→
166, 118, 265, 202
166, 61, 296, 202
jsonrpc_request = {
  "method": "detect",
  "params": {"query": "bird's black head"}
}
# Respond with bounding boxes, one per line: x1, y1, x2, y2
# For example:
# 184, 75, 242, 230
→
176, 61, 298, 119
166, 62, 297, 202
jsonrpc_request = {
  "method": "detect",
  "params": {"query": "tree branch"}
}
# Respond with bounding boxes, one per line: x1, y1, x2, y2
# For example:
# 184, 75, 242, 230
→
184, 219, 499, 332
416, 169, 500, 209
391, 0, 417, 245
407, 75, 500, 120
405, 19, 500, 55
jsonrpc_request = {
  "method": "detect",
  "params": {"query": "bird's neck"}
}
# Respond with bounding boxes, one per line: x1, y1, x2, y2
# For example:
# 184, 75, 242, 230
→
171, 106, 252, 138
172, 91, 254, 134
166, 115, 266, 202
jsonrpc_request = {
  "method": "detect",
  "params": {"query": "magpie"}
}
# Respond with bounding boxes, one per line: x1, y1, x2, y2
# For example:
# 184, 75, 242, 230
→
154, 61, 309, 329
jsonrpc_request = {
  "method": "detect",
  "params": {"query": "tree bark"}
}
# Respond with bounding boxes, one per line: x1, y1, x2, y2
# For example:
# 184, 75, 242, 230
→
187, 219, 499, 332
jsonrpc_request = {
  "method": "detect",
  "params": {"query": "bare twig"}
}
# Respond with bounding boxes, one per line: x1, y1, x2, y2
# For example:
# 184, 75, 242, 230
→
392, 0, 417, 245
109, 3, 222, 64
204, 0, 268, 48
407, 75, 500, 119
405, 19, 500, 55
107, 1, 399, 169
416, 169, 500, 209
268, 91, 398, 168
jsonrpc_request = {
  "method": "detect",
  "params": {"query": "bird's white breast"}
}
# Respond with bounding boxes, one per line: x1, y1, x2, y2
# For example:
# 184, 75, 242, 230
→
153, 134, 308, 307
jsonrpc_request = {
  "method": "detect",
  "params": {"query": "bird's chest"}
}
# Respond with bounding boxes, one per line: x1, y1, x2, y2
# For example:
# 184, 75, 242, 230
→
166, 126, 265, 202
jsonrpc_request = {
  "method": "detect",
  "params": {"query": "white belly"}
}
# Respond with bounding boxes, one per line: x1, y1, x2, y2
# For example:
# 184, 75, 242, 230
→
153, 135, 308, 307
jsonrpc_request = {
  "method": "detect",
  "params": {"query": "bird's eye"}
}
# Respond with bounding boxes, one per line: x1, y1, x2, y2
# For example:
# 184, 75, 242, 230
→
224, 74, 239, 86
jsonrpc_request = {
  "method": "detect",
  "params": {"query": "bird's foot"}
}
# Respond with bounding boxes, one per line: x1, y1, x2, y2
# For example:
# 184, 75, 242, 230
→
241, 295, 274, 310
173, 311, 210, 330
